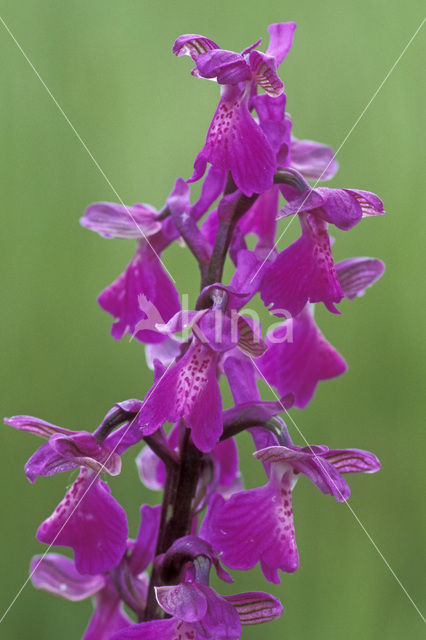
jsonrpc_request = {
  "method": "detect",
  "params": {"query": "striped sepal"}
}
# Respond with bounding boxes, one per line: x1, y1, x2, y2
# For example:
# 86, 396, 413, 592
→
237, 316, 267, 357
225, 591, 283, 625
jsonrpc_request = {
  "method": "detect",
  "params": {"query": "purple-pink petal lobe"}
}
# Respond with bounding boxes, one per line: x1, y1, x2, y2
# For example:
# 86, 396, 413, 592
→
196, 49, 251, 84
290, 137, 338, 181
4, 415, 71, 438
173, 34, 219, 61
257, 305, 347, 408
249, 51, 284, 97
191, 86, 276, 197
266, 22, 297, 66
336, 257, 385, 299
156, 583, 208, 622
323, 448, 381, 474
137, 340, 223, 452
200, 476, 299, 583
224, 591, 283, 625
80, 202, 160, 239
30, 553, 105, 601
36, 470, 128, 575
260, 216, 343, 317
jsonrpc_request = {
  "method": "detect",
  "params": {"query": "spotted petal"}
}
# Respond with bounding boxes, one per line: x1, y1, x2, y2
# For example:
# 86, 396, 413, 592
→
137, 341, 222, 452
260, 216, 343, 316
200, 474, 299, 584
191, 87, 276, 197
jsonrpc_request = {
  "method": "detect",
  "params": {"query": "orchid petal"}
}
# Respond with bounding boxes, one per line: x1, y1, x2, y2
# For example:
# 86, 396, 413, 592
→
80, 202, 160, 239
191, 87, 276, 197
238, 187, 279, 257
258, 305, 347, 408
129, 504, 161, 575
196, 49, 251, 84
110, 618, 186, 640
4, 415, 71, 438
224, 591, 283, 625
37, 470, 128, 575
249, 51, 284, 97
194, 584, 241, 640
323, 448, 381, 474
49, 432, 121, 476
83, 581, 132, 640
201, 474, 299, 583
260, 216, 343, 316
30, 553, 105, 601
191, 166, 227, 221
25, 443, 79, 483
290, 138, 338, 181
214, 438, 239, 488
173, 34, 219, 61
156, 583, 207, 622
137, 341, 222, 452
136, 444, 165, 491
223, 355, 259, 405
98, 243, 180, 343
255, 446, 351, 502
336, 257, 385, 299
266, 22, 297, 66
237, 315, 267, 357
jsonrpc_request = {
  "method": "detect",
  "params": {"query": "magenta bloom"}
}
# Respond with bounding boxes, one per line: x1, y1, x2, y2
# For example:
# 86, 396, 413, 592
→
136, 284, 266, 452
5, 414, 128, 575
31, 504, 160, 638
81, 199, 180, 342
81, 174, 224, 343
31, 554, 132, 639
258, 304, 346, 408
258, 256, 385, 407
110, 535, 283, 640
201, 440, 380, 583
174, 23, 297, 196
260, 186, 385, 316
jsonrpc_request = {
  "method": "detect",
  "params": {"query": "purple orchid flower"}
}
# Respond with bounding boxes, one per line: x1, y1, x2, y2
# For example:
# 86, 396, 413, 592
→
31, 554, 132, 639
224, 92, 339, 270
81, 199, 179, 343
201, 435, 380, 584
31, 504, 160, 638
110, 535, 283, 640
258, 256, 385, 407
135, 284, 267, 452
174, 23, 297, 196
260, 184, 385, 316
5, 413, 128, 575
111, 584, 283, 640
80, 171, 225, 343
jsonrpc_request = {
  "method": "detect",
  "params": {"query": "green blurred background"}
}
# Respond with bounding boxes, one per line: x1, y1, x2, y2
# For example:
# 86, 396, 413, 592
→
0, 1, 425, 638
